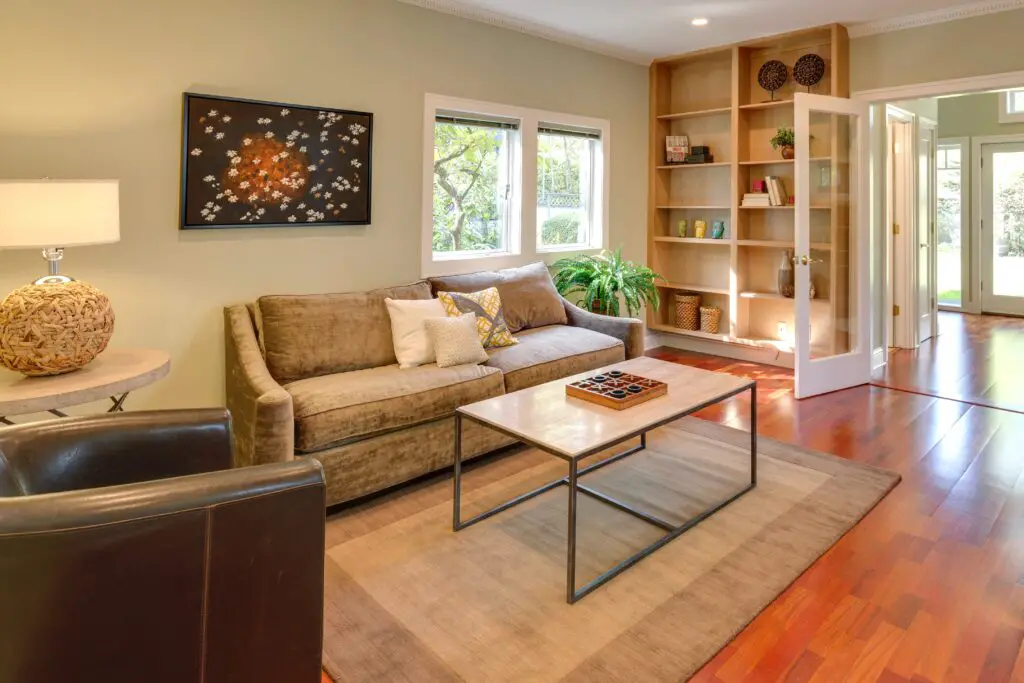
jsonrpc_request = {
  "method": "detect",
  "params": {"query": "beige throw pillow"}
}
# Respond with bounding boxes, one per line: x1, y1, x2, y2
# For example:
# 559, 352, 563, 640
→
423, 313, 489, 368
384, 297, 447, 369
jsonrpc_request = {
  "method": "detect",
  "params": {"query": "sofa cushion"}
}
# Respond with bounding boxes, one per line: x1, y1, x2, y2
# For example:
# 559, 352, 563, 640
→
257, 281, 432, 383
285, 363, 504, 453
428, 262, 567, 333
436, 288, 518, 348
484, 325, 624, 393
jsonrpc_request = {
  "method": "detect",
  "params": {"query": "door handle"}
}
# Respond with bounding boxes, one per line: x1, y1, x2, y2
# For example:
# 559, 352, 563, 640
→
799, 255, 824, 266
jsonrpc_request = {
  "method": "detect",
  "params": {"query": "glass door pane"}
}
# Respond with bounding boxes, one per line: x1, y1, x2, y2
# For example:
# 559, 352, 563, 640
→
989, 149, 1024, 305
804, 109, 854, 360
937, 144, 963, 307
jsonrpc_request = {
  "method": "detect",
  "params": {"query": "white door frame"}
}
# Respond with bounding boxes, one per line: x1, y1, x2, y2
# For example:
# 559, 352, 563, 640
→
854, 69, 1024, 362
975, 134, 1024, 315
918, 115, 939, 344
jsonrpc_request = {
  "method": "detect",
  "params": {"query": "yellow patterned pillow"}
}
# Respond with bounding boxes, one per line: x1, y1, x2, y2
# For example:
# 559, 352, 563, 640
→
436, 287, 518, 348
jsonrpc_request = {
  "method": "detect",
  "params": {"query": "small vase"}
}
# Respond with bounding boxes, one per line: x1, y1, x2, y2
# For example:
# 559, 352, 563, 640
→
777, 250, 795, 298
781, 145, 795, 160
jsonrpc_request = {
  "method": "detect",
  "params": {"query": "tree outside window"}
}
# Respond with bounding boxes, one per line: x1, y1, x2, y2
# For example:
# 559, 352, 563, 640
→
432, 121, 513, 255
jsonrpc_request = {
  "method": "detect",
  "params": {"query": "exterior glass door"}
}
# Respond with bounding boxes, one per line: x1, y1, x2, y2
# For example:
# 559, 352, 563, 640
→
793, 93, 870, 399
981, 142, 1024, 315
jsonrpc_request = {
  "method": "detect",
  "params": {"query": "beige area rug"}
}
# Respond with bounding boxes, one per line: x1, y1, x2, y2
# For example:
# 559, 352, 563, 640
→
322, 418, 899, 683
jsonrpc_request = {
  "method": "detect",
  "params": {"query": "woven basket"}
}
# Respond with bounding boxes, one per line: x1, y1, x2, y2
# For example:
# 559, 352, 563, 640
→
700, 306, 722, 335
674, 294, 700, 331
0, 281, 115, 376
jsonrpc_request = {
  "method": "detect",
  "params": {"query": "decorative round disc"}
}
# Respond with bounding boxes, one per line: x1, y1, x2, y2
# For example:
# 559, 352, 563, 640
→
757, 60, 788, 93
793, 53, 826, 89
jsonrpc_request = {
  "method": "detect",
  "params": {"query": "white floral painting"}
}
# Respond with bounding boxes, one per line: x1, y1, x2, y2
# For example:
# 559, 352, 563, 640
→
180, 93, 372, 228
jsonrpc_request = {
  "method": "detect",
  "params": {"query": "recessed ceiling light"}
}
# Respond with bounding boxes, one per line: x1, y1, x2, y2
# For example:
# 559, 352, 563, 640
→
692, 17, 709, 26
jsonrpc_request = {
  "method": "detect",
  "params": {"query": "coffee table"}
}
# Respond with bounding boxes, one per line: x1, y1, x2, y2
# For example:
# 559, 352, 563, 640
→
453, 356, 756, 604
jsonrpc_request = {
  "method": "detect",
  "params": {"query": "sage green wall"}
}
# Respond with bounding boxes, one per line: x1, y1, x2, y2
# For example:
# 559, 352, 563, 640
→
851, 9, 1024, 92
0, 0, 648, 410
938, 92, 1024, 137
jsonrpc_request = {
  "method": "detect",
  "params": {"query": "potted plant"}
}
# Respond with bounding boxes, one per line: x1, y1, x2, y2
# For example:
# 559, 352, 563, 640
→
770, 126, 796, 160
551, 249, 663, 317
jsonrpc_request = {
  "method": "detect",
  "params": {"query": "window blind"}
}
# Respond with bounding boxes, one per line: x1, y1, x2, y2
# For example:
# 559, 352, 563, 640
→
435, 112, 519, 130
538, 123, 602, 141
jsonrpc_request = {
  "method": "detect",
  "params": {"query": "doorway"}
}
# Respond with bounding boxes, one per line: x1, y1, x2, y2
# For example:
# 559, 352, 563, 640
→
979, 140, 1024, 315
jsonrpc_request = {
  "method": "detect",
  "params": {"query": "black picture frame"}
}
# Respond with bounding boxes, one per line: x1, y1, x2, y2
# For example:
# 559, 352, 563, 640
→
179, 93, 373, 229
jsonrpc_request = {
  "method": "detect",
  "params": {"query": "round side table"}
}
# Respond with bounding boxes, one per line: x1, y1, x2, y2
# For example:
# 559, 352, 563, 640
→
0, 348, 171, 424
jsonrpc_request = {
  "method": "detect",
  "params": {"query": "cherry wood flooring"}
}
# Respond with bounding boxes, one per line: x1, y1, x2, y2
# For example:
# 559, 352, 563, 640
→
323, 340, 1024, 682
648, 346, 1024, 683
872, 311, 1024, 414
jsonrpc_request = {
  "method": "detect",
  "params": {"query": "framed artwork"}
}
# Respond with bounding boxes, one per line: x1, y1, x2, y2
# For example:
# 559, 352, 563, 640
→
180, 93, 373, 229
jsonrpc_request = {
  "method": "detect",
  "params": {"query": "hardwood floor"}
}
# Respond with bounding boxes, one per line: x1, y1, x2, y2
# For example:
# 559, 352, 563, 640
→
322, 342, 1024, 682
648, 346, 1024, 683
872, 311, 1024, 414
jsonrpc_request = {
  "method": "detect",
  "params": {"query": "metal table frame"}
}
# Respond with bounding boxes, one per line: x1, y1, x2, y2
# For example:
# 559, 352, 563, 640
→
453, 381, 757, 604
1, 393, 130, 425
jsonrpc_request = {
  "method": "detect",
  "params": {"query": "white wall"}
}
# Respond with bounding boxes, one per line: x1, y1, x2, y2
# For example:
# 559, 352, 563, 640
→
0, 0, 648, 410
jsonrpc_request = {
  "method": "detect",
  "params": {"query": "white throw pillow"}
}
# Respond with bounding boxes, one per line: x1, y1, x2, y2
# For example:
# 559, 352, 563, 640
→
423, 313, 489, 368
385, 297, 447, 369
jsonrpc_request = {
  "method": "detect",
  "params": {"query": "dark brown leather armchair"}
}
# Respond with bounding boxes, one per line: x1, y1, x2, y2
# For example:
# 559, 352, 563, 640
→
0, 409, 326, 683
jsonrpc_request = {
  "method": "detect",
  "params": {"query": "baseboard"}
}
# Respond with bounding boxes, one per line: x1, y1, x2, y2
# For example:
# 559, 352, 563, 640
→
871, 346, 887, 372
647, 332, 794, 369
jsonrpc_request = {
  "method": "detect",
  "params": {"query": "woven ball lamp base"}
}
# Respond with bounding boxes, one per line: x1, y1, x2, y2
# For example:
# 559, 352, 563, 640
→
0, 281, 115, 377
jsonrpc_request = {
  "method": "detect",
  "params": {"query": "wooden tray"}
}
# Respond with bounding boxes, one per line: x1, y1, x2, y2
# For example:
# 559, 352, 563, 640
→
565, 371, 668, 410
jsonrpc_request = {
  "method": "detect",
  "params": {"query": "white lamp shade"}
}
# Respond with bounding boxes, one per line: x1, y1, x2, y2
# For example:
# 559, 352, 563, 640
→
0, 180, 120, 249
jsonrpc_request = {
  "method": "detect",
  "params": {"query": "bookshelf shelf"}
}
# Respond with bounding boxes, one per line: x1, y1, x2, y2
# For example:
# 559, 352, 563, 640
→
657, 282, 730, 295
647, 24, 850, 364
653, 236, 730, 245
656, 107, 732, 121
655, 162, 731, 170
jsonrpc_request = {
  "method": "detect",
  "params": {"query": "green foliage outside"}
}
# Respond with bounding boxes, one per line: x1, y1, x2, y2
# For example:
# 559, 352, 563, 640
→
432, 123, 503, 253
541, 213, 583, 246
432, 125, 591, 253
551, 249, 663, 318
997, 172, 1024, 256
937, 172, 961, 246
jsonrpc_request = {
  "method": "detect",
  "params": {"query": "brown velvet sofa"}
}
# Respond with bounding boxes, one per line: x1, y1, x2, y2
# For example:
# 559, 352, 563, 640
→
225, 262, 643, 506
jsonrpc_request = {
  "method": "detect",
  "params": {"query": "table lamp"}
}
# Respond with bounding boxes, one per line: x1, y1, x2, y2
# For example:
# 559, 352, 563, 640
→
0, 179, 120, 376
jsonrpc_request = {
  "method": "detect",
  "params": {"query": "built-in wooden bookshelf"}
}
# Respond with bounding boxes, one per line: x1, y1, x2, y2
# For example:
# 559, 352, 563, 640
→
647, 24, 850, 363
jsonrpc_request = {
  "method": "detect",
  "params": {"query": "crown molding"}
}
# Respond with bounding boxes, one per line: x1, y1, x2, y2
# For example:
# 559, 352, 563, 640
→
394, 0, 653, 65
847, 0, 1024, 37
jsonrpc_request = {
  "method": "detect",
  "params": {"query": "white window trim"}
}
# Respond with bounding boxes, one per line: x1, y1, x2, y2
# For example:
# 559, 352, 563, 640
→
998, 90, 1024, 124
422, 93, 610, 278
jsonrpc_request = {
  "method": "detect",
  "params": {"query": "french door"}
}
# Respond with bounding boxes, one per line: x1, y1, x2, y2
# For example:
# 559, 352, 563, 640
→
980, 142, 1024, 315
793, 93, 871, 399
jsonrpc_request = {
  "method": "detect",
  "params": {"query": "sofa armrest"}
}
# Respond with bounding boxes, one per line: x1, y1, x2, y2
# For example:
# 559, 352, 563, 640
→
561, 296, 645, 359
225, 305, 295, 467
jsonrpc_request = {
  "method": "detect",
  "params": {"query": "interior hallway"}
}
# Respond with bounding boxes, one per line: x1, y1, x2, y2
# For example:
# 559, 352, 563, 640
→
872, 312, 1024, 414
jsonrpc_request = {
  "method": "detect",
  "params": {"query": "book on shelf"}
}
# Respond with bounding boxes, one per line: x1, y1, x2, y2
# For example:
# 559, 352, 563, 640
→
760, 176, 790, 206
741, 192, 771, 207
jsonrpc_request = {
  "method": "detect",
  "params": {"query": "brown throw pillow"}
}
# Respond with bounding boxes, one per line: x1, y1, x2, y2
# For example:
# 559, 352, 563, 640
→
428, 262, 567, 332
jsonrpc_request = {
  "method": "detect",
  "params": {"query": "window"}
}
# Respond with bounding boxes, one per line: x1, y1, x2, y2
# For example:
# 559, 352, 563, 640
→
998, 90, 1024, 123
432, 114, 519, 258
423, 95, 608, 276
937, 141, 965, 308
537, 125, 601, 251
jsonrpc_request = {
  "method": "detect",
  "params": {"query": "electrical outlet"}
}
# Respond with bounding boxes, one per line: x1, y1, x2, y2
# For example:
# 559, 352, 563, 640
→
777, 321, 787, 339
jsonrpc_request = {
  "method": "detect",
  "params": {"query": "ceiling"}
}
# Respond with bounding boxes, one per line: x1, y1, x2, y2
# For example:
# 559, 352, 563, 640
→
399, 0, 1014, 63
